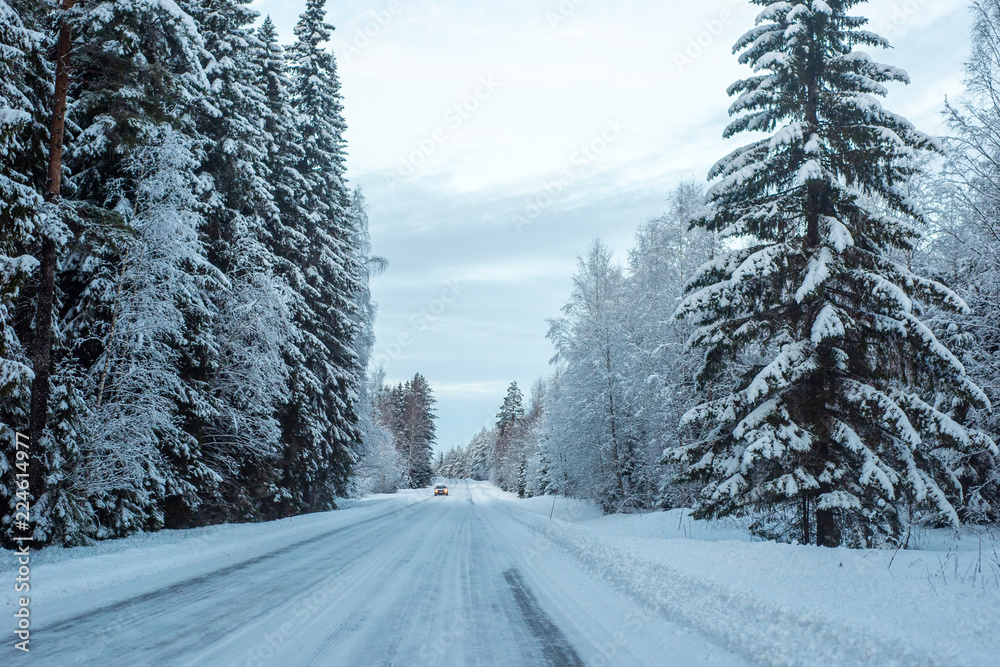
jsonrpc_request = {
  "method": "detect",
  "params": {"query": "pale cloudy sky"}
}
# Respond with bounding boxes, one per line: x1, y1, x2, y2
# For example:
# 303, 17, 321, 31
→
253, 0, 972, 453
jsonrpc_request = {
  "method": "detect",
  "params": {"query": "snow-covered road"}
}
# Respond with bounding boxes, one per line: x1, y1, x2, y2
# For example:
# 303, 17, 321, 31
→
2, 481, 742, 666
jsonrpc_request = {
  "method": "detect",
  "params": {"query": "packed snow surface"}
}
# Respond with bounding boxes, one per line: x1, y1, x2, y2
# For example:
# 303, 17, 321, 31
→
2, 481, 997, 665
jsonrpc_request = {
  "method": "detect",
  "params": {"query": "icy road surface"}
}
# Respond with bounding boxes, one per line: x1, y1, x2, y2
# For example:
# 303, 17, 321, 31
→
2, 481, 742, 666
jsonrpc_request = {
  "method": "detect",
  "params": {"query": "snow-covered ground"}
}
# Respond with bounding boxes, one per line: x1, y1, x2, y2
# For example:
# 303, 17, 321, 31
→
505, 492, 1000, 665
1, 480, 997, 665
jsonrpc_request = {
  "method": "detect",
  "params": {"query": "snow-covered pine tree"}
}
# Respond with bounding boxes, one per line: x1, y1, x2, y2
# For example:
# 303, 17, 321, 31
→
492, 381, 529, 493
176, 0, 295, 524
256, 13, 310, 316
465, 428, 494, 481
0, 0, 42, 409
671, 0, 996, 547
32, 0, 209, 542
0, 0, 46, 546
399, 374, 437, 488
496, 382, 525, 438
266, 0, 364, 514
257, 15, 306, 238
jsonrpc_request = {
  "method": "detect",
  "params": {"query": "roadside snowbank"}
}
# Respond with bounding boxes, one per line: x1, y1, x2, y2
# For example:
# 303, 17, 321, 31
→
492, 487, 1000, 666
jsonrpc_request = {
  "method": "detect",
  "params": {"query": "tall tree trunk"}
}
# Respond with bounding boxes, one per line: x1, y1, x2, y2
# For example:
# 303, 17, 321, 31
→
29, 0, 76, 504
803, 23, 839, 548
815, 508, 840, 548
605, 344, 626, 506
801, 496, 811, 545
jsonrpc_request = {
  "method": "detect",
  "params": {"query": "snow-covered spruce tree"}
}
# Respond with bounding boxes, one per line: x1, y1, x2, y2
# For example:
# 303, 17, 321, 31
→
182, 0, 272, 277
489, 380, 547, 497
433, 448, 447, 477
65, 0, 206, 195
492, 382, 525, 492
465, 428, 494, 481
520, 380, 545, 493
0, 0, 43, 410
256, 14, 307, 245
0, 0, 47, 546
515, 381, 546, 498
373, 374, 437, 489
347, 188, 387, 378
175, 0, 297, 524
539, 369, 578, 496
438, 449, 450, 477
31, 0, 208, 543
398, 374, 437, 488
670, 0, 996, 547
262, 0, 364, 515
496, 382, 525, 438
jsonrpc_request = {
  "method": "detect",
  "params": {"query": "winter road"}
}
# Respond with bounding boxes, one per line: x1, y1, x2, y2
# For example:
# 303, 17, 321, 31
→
4, 481, 744, 666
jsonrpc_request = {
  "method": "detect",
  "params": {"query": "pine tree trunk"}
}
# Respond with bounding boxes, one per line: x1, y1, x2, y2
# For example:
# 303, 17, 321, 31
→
815, 508, 841, 547
801, 496, 811, 545
27, 236, 55, 498
803, 38, 837, 548
29, 0, 76, 502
